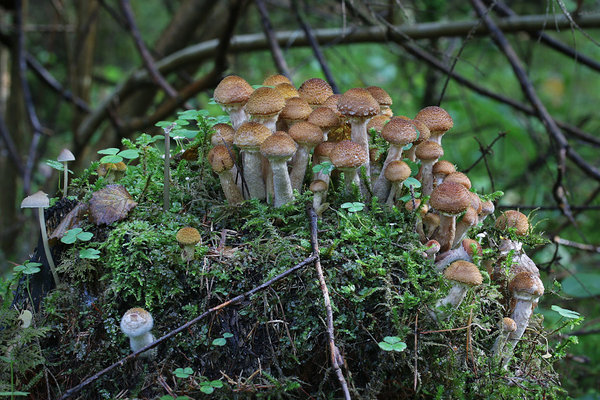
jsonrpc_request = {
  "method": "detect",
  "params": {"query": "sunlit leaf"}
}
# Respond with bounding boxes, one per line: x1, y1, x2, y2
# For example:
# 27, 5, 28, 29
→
97, 148, 120, 155
89, 184, 137, 225
551, 305, 581, 319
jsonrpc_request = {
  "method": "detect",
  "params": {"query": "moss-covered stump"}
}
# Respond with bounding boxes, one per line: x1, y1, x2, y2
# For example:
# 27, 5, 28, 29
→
1, 129, 567, 399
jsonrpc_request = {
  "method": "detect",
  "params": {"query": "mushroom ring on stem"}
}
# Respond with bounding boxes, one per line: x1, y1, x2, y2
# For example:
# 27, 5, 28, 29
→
430, 182, 471, 252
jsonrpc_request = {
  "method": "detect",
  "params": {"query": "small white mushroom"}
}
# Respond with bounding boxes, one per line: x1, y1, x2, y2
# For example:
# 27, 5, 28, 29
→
120, 307, 156, 359
57, 149, 75, 198
492, 317, 517, 363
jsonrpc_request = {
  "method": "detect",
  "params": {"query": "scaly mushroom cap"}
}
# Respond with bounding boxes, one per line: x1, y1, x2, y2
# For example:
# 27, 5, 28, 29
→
260, 131, 298, 160
114, 162, 127, 172
509, 271, 544, 298
444, 260, 483, 286
208, 145, 236, 173
234, 122, 272, 150
298, 78, 334, 107
430, 182, 471, 216
367, 115, 391, 134
461, 238, 482, 257
381, 117, 418, 145
433, 160, 456, 178
444, 171, 472, 190
411, 119, 431, 144
314, 141, 337, 159
274, 83, 300, 100
263, 74, 292, 87
337, 88, 380, 119
308, 107, 341, 130
280, 97, 313, 122
501, 317, 517, 333
468, 192, 482, 214
405, 198, 429, 216
120, 307, 153, 337
414, 106, 454, 133
460, 207, 479, 227
365, 86, 392, 108
310, 179, 328, 193
322, 94, 342, 116
289, 121, 324, 147
214, 75, 253, 106
176, 227, 201, 246
480, 200, 495, 218
211, 123, 235, 146
495, 210, 530, 236
245, 87, 285, 118
415, 141, 444, 162
384, 160, 411, 183
21, 191, 49, 208
57, 148, 75, 162
330, 140, 368, 169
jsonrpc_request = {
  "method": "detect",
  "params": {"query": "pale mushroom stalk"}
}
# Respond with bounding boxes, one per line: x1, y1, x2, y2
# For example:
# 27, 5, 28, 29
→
121, 308, 156, 359
242, 151, 266, 199
451, 207, 479, 248
271, 159, 294, 207
260, 132, 297, 208
216, 170, 243, 205
289, 146, 311, 191
433, 261, 482, 319
57, 149, 75, 198
435, 239, 481, 273
492, 318, 517, 362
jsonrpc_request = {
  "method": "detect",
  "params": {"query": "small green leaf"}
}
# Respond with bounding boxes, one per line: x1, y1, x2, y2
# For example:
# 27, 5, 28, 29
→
312, 161, 334, 175
46, 159, 65, 171
403, 177, 421, 189
551, 305, 581, 319
200, 386, 215, 394
222, 332, 233, 338
97, 148, 120, 155
210, 380, 224, 388
0, 391, 30, 396
171, 129, 198, 139
378, 336, 407, 352
100, 155, 123, 164
80, 248, 101, 259
77, 231, 94, 241
117, 149, 139, 160
341, 202, 365, 213
212, 338, 226, 346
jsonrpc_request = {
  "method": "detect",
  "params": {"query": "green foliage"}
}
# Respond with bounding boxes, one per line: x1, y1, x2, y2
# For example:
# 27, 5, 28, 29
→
378, 336, 407, 352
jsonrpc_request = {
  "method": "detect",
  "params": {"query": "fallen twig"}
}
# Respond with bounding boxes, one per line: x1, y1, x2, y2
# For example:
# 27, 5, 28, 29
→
306, 204, 352, 400
58, 254, 317, 399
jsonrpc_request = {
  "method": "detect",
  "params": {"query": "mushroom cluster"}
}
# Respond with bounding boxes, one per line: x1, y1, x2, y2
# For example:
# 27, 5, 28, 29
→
209, 75, 544, 366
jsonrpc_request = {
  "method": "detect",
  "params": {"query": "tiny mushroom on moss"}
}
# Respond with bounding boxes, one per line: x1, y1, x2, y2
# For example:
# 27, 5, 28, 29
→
310, 179, 329, 213
384, 160, 411, 206
21, 191, 59, 286
120, 307, 156, 359
492, 317, 517, 362
208, 145, 243, 205
57, 149, 75, 198
435, 260, 482, 315
176, 227, 201, 262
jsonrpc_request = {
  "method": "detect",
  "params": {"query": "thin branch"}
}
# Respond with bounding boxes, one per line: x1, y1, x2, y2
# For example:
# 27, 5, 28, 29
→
58, 254, 318, 400
496, 204, 600, 211
76, 13, 600, 144
488, 0, 600, 73
553, 236, 600, 253
254, 0, 291, 78
0, 114, 24, 176
306, 204, 351, 400
290, 0, 339, 92
463, 131, 506, 174
119, 0, 178, 98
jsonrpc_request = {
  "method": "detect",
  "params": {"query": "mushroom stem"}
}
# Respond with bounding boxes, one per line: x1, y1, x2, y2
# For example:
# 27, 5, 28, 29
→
373, 145, 402, 200
217, 170, 243, 205
289, 146, 311, 192
38, 208, 59, 286
342, 168, 360, 193
129, 331, 156, 356
502, 299, 533, 367
435, 214, 457, 253
349, 119, 370, 179
227, 106, 248, 130
62, 162, 69, 198
242, 151, 267, 200
436, 283, 467, 309
270, 159, 294, 207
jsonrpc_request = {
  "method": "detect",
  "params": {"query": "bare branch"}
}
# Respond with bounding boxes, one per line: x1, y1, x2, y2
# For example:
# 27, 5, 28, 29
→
553, 236, 600, 253
0, 114, 24, 176
254, 0, 291, 78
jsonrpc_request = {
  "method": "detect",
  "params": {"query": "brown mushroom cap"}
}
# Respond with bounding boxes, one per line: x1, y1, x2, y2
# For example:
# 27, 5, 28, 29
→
330, 140, 368, 169
411, 119, 431, 143
176, 227, 201, 246
298, 78, 334, 107
280, 97, 313, 122
381, 117, 418, 145
423, 212, 440, 227
405, 198, 429, 215
57, 148, 75, 162
314, 141, 337, 159
444, 171, 472, 190
260, 131, 297, 160
263, 74, 292, 87
21, 190, 50, 208
384, 160, 411, 182
234, 122, 273, 150
310, 179, 328, 193
245, 87, 285, 117
468, 192, 482, 214
308, 107, 341, 130
288, 121, 324, 147
461, 238, 482, 257
322, 94, 342, 116
214, 75, 253, 106
415, 141, 444, 161
274, 83, 300, 100
211, 123, 236, 146
430, 182, 471, 215
365, 86, 392, 108
367, 115, 391, 134
208, 145, 236, 172
495, 210, 530, 236
337, 88, 380, 119
433, 160, 456, 177
508, 271, 544, 297
114, 161, 127, 172
444, 260, 483, 286
414, 106, 454, 132
501, 317, 517, 333
461, 207, 479, 226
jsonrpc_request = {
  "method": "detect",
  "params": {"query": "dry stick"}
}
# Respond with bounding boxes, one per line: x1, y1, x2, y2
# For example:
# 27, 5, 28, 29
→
553, 236, 600, 253
119, 0, 178, 99
290, 0, 339, 93
496, 204, 600, 212
15, 0, 45, 195
163, 124, 174, 212
488, 0, 600, 74
463, 131, 506, 174
254, 0, 292, 79
58, 254, 318, 400
0, 114, 25, 176
413, 313, 419, 392
470, 0, 591, 233
306, 204, 352, 400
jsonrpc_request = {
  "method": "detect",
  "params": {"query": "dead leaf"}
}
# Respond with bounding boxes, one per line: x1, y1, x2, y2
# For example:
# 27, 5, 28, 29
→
49, 202, 90, 245
89, 184, 137, 225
